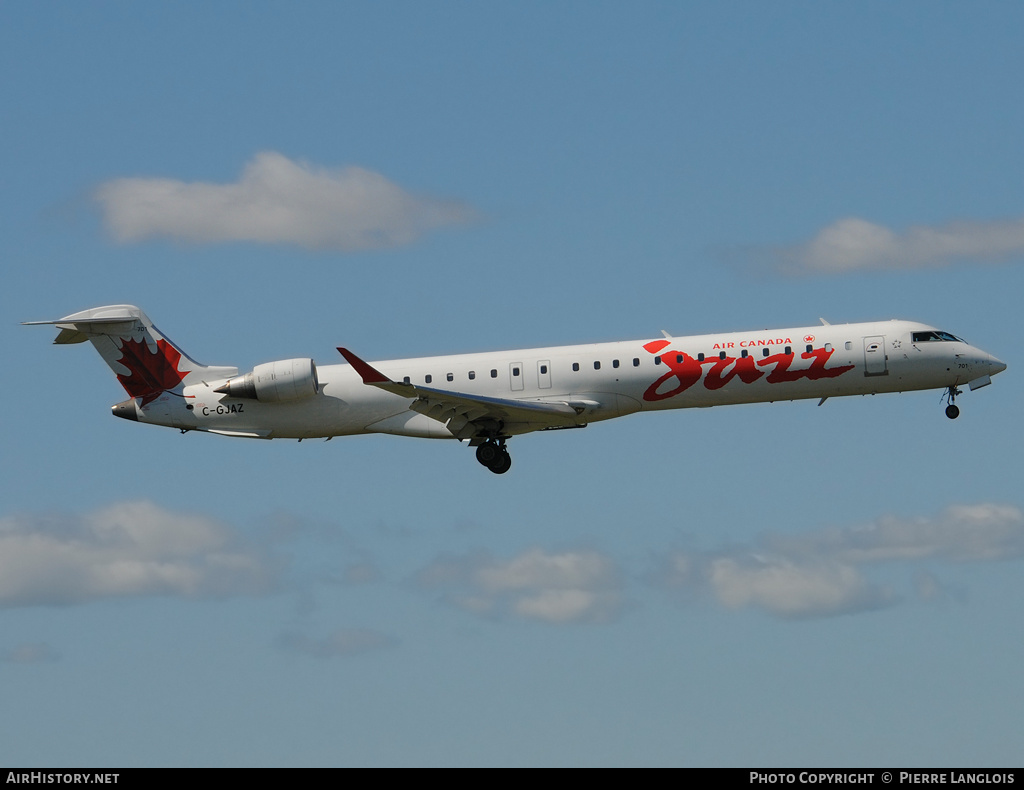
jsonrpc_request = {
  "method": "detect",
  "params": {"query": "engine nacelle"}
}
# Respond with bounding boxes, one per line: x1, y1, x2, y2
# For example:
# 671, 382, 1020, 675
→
214, 358, 319, 403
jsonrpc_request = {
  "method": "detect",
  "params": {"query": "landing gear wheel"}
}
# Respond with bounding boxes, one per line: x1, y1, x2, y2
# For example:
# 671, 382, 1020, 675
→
476, 442, 500, 466
488, 449, 512, 475
943, 385, 962, 420
475, 439, 511, 473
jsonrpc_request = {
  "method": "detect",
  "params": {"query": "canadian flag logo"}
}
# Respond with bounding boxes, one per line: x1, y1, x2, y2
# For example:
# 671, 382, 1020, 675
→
114, 337, 187, 405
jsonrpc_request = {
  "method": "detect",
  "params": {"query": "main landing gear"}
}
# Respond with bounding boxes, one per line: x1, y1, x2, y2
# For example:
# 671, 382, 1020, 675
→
944, 386, 961, 420
475, 439, 512, 475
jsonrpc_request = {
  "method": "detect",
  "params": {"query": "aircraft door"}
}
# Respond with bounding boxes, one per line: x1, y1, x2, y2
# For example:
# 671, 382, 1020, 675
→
510, 362, 524, 391
538, 360, 552, 389
863, 336, 888, 376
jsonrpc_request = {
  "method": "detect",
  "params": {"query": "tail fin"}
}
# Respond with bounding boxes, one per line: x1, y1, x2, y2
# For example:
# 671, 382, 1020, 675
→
24, 305, 237, 405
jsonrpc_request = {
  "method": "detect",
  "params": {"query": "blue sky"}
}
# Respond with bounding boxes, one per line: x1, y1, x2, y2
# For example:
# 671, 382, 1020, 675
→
3, 2, 1023, 767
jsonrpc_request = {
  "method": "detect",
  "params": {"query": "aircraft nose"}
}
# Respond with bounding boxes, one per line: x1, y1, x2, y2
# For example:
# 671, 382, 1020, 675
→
988, 354, 1007, 376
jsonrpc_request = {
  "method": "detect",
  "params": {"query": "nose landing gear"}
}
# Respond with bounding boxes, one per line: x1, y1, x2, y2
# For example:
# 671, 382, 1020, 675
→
475, 440, 512, 474
944, 386, 962, 419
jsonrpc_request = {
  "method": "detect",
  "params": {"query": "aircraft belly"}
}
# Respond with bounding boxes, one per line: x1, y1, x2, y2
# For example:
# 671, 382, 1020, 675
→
365, 411, 454, 439
181, 388, 374, 439
572, 392, 642, 422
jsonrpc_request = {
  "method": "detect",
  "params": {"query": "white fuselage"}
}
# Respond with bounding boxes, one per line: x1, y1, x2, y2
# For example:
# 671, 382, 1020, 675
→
146, 319, 1004, 441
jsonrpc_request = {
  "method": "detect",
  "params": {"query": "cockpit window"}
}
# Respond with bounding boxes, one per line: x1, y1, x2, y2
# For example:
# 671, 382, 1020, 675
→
912, 331, 965, 343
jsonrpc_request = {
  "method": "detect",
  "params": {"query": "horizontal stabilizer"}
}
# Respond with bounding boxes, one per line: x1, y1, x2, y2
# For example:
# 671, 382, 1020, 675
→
24, 305, 142, 328
53, 328, 90, 345
23, 311, 138, 345
24, 304, 237, 402
23, 315, 137, 327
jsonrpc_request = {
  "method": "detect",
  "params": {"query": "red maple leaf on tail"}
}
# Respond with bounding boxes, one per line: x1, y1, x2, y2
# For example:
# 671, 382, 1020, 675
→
115, 337, 187, 405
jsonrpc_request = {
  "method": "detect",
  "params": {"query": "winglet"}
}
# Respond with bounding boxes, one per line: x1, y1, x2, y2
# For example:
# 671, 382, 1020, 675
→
337, 347, 391, 384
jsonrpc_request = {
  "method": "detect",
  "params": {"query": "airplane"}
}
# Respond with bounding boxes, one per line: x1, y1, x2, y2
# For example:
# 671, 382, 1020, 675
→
25, 305, 1006, 474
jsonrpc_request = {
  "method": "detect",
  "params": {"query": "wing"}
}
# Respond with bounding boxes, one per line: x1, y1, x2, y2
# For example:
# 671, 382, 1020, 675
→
337, 347, 586, 440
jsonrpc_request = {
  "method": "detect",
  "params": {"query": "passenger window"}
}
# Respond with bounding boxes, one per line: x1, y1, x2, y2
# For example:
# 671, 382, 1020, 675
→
806, 344, 813, 353
654, 357, 662, 365
633, 358, 640, 367
403, 376, 410, 384
612, 359, 619, 369
594, 361, 601, 370
676, 354, 683, 363
573, 362, 580, 372
825, 343, 833, 352
447, 373, 454, 382
719, 351, 726, 360
785, 346, 792, 354
512, 367, 520, 377
491, 369, 497, 378
697, 353, 705, 362
845, 342, 852, 351
763, 348, 770, 357
468, 371, 475, 380
741, 350, 748, 358
540, 364, 548, 374
425, 374, 432, 384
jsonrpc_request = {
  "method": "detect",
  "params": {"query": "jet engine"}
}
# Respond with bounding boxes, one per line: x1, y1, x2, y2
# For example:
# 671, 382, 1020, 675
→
214, 358, 319, 402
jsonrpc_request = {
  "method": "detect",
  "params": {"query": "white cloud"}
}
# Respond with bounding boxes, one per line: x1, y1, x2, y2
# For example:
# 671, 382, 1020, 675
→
512, 588, 617, 623
707, 556, 895, 619
94, 151, 477, 251
766, 215, 1024, 274
655, 503, 1023, 619
416, 548, 623, 624
0, 501, 275, 607
276, 629, 398, 659
765, 503, 1024, 563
